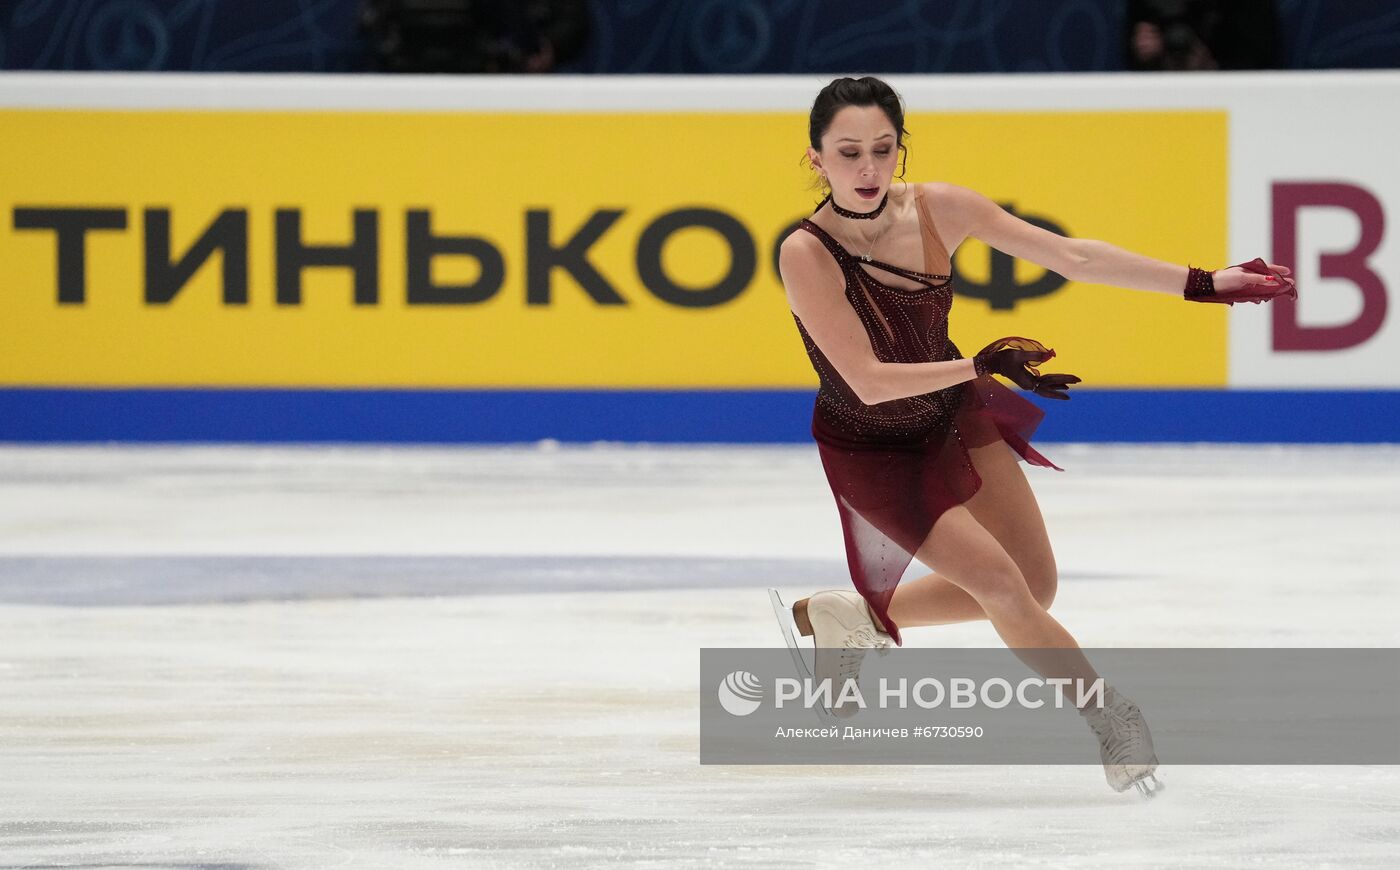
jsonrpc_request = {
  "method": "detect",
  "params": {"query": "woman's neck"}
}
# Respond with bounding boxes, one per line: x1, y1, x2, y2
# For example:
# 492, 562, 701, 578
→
829, 189, 903, 246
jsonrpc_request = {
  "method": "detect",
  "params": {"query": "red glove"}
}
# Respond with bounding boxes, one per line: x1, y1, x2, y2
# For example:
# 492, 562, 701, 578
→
1185, 258, 1297, 305
973, 336, 1082, 400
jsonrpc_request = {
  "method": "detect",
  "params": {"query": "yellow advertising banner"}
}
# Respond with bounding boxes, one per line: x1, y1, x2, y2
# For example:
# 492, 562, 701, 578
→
0, 109, 1225, 387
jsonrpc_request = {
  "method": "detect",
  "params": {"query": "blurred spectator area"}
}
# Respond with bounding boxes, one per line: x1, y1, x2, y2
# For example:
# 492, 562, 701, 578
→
0, 0, 1396, 73
1127, 0, 1280, 71
360, 1, 590, 73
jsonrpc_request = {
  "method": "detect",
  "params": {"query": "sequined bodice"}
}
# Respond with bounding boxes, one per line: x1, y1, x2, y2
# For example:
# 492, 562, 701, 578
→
793, 214, 968, 444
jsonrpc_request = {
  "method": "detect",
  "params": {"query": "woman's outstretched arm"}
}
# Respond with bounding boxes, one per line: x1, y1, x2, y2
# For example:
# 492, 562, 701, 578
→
1073, 239, 1193, 295
939, 181, 1293, 296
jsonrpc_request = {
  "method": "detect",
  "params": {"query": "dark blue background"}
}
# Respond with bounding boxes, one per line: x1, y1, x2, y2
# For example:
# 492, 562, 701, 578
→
1, 0, 1396, 73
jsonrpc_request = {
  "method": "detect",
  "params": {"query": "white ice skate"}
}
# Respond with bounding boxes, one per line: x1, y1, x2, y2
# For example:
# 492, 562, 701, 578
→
768, 588, 893, 721
1080, 685, 1164, 798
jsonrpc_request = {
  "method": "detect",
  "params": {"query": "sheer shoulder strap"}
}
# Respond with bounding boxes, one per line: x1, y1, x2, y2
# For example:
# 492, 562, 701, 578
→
913, 186, 954, 267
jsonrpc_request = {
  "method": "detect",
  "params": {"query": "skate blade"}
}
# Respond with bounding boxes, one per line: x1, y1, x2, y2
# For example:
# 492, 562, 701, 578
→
768, 588, 814, 681
767, 589, 838, 725
1132, 773, 1165, 799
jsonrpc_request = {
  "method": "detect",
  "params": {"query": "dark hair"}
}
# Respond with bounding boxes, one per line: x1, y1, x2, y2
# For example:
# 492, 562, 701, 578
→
802, 76, 910, 190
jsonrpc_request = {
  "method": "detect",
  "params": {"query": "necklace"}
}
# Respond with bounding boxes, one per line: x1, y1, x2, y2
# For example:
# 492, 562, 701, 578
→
842, 209, 892, 262
827, 191, 891, 262
847, 218, 890, 263
829, 190, 888, 220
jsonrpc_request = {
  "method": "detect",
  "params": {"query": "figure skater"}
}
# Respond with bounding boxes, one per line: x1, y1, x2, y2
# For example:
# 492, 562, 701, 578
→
767, 76, 1296, 796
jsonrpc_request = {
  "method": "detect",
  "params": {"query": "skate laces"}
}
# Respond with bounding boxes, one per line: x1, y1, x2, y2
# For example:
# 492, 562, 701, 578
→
1086, 697, 1148, 763
835, 626, 893, 684
845, 625, 894, 656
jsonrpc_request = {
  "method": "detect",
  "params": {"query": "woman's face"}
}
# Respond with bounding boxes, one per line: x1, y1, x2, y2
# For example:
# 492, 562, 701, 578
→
809, 105, 900, 211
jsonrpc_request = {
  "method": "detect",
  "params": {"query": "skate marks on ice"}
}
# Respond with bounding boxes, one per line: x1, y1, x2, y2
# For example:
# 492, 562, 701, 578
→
5, 587, 1395, 869
0, 553, 1138, 607
0, 444, 1397, 866
0, 554, 848, 606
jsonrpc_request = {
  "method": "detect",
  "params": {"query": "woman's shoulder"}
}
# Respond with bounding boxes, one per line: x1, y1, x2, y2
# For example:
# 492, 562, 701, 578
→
782, 215, 827, 253
779, 217, 844, 290
914, 180, 980, 252
916, 179, 978, 210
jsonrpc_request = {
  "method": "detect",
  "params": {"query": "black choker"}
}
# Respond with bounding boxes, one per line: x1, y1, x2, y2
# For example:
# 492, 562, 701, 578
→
828, 191, 888, 220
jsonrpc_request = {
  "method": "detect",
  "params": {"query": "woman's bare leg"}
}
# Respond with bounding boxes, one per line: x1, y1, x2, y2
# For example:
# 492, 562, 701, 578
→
881, 439, 1097, 686
910, 502, 1100, 686
886, 438, 1059, 629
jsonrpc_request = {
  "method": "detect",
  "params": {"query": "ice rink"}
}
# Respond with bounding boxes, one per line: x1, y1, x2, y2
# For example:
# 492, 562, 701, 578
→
2, 442, 1398, 868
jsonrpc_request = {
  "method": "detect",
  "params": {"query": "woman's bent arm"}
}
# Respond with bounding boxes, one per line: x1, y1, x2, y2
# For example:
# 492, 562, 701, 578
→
780, 232, 979, 405
862, 358, 980, 404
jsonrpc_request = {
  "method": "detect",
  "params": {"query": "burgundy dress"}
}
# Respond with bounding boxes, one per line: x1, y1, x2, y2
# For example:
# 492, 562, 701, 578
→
792, 188, 1063, 647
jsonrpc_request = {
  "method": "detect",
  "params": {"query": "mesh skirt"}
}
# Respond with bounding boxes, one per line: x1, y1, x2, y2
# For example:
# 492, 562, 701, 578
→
812, 374, 1062, 647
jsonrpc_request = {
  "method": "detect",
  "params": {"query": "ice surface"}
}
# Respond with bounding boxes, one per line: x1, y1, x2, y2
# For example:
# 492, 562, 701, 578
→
0, 443, 1397, 868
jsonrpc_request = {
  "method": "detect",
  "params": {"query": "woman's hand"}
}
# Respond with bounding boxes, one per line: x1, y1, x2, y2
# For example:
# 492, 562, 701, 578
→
973, 337, 1082, 400
1190, 258, 1297, 305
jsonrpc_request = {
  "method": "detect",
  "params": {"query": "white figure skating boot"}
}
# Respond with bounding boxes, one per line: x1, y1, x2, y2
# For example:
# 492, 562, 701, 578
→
1079, 684, 1164, 797
768, 588, 892, 720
